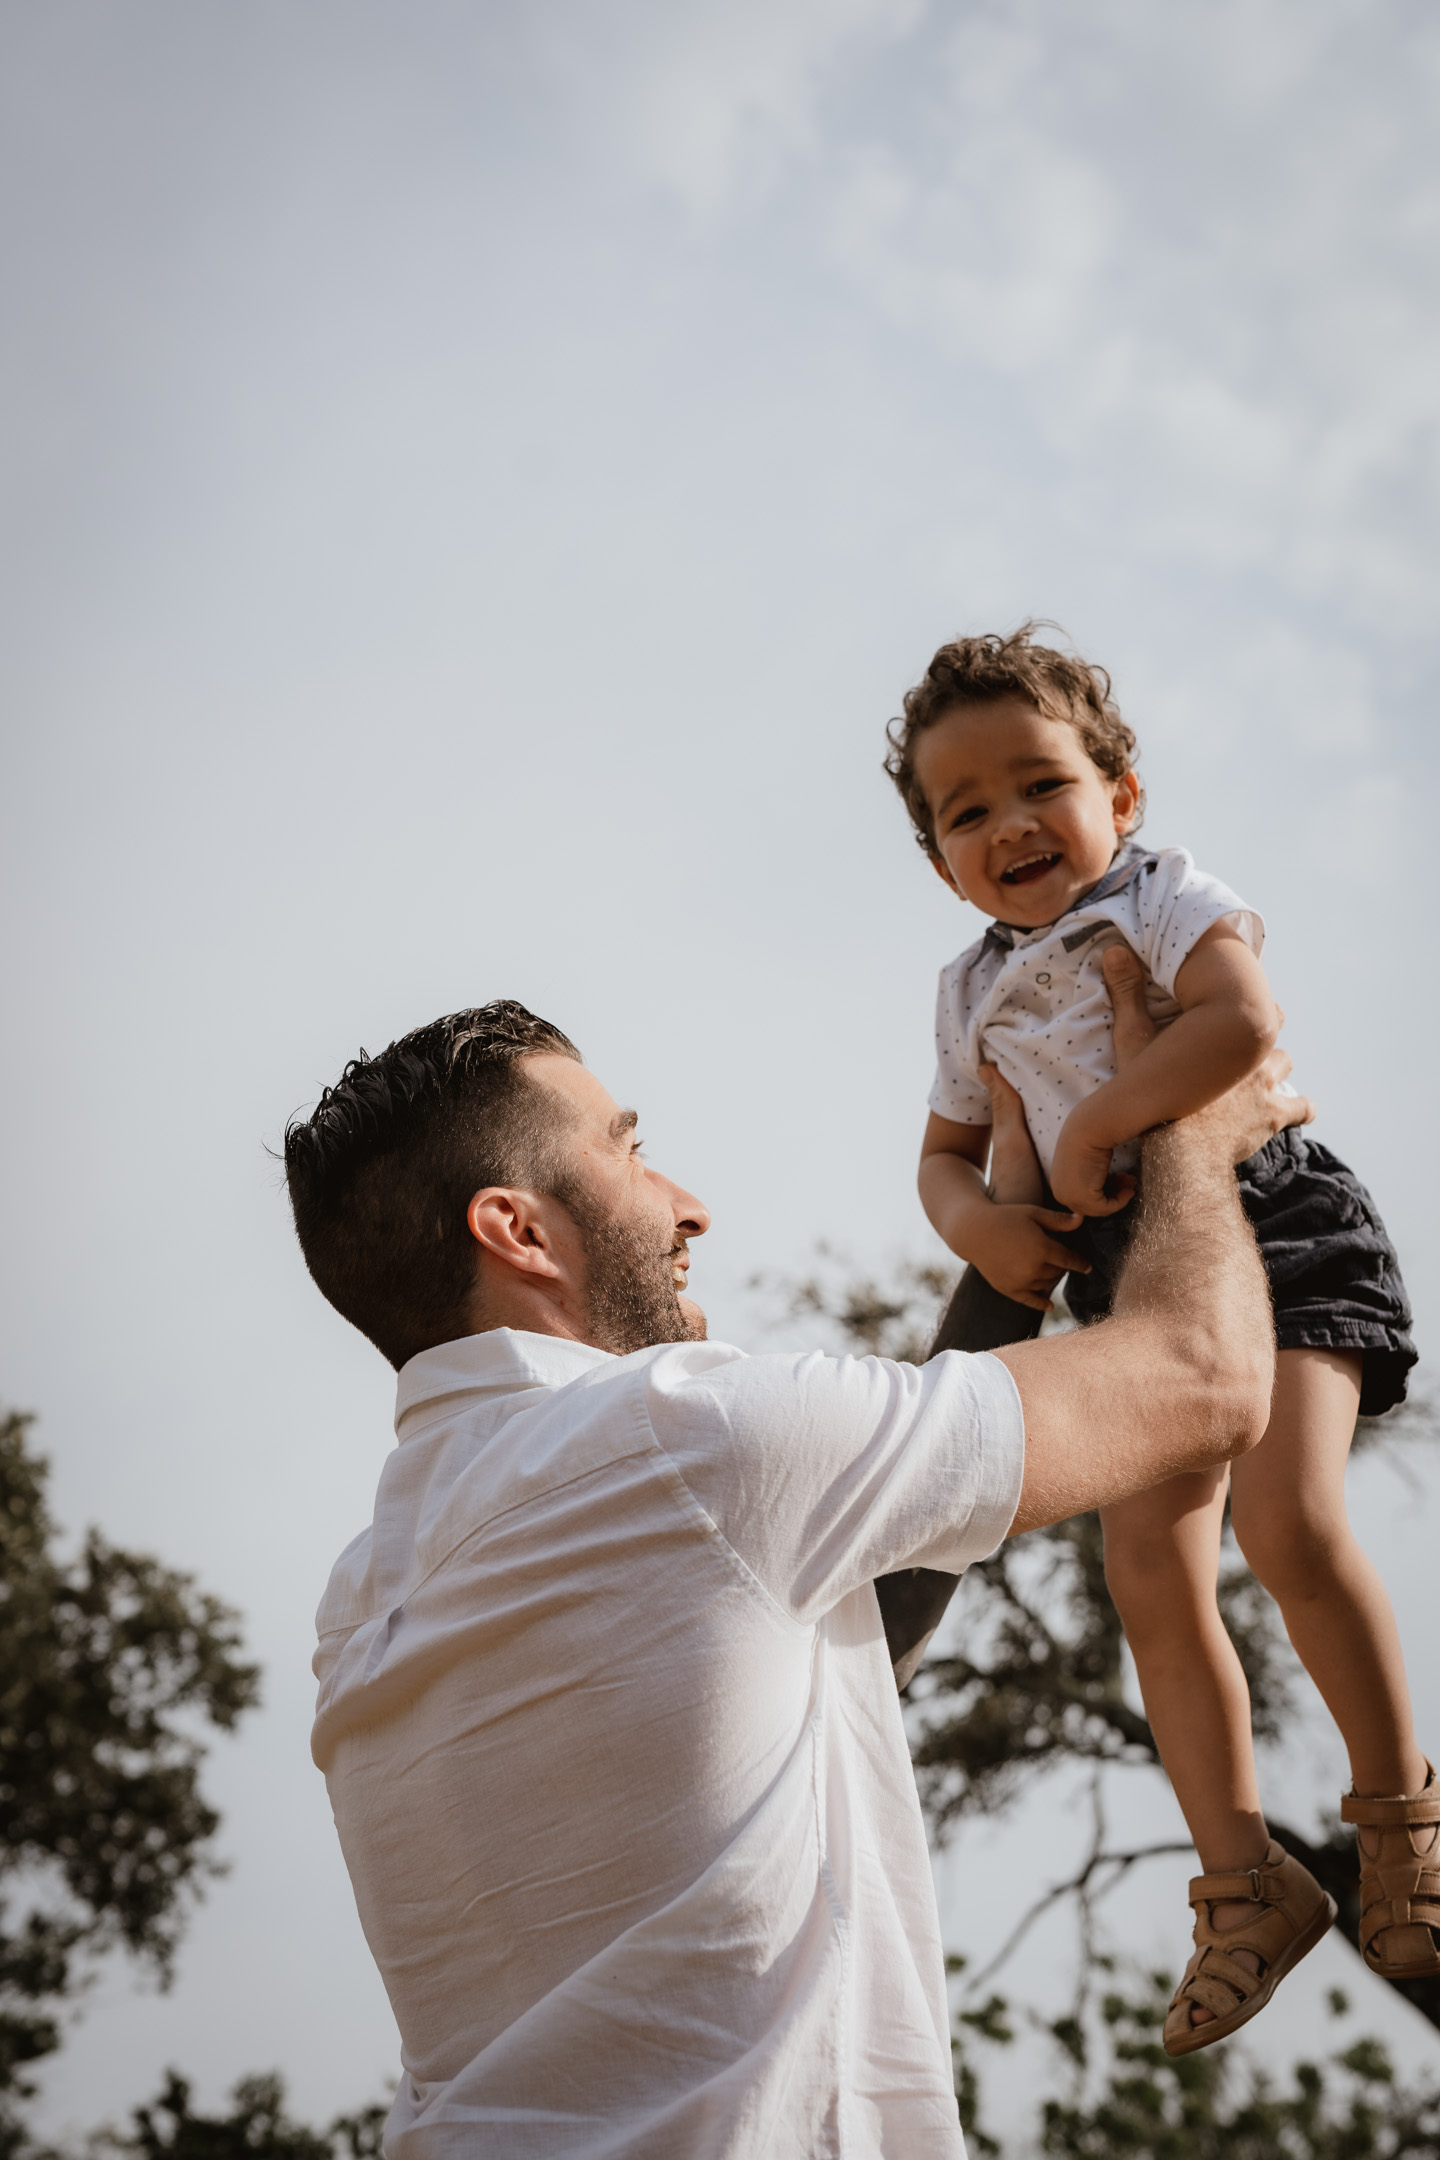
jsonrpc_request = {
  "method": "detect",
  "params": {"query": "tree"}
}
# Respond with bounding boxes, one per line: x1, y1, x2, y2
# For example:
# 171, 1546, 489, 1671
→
758, 1253, 1440, 2038
0, 1411, 261, 2157
89, 2071, 386, 2160
952, 1966, 1440, 2158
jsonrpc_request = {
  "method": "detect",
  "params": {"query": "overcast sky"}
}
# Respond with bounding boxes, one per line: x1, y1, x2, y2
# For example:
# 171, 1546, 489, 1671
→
4, 0, 1439, 2139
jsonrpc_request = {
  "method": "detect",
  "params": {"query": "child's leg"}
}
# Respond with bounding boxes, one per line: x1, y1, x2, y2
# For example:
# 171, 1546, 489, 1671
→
1102, 1468, 1268, 1870
1103, 1467, 1275, 2030
1228, 1347, 1427, 1801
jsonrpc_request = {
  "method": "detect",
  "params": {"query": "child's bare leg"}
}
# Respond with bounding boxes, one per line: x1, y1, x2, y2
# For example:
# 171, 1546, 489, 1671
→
1102, 1468, 1271, 2027
1230, 1348, 1427, 1800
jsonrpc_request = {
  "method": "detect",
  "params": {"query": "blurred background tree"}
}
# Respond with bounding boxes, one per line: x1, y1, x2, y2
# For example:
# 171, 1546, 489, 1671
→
0, 1412, 260, 2158
11, 1268, 1440, 2156
758, 1254, 1440, 2047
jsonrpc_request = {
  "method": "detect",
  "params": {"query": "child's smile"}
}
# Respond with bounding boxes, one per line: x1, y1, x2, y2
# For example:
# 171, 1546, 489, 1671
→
912, 694, 1141, 926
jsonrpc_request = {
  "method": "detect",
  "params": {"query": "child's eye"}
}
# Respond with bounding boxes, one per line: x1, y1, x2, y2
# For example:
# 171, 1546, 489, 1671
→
1027, 777, 1066, 797
950, 805, 985, 828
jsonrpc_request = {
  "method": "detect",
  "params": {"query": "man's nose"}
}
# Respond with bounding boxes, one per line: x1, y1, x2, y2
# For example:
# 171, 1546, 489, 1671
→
652, 1170, 710, 1239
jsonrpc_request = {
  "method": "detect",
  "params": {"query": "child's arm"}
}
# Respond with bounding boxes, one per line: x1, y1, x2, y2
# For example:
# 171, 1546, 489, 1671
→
1049, 919, 1280, 1217
919, 1093, 1084, 1314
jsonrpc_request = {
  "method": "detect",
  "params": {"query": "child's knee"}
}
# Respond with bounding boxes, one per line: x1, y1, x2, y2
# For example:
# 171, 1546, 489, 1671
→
1232, 1503, 1339, 1599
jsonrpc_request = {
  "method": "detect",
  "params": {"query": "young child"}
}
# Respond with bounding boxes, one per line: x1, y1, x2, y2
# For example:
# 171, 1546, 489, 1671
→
886, 623, 1437, 2055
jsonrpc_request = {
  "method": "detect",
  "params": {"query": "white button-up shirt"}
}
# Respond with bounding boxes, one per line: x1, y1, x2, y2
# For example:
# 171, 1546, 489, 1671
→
312, 1329, 1024, 2158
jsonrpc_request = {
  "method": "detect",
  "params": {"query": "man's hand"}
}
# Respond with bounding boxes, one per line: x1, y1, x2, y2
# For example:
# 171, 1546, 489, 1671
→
1190, 1044, 1314, 1163
979, 1061, 1045, 1205
1105, 932, 1314, 1162
1047, 945, 1150, 1216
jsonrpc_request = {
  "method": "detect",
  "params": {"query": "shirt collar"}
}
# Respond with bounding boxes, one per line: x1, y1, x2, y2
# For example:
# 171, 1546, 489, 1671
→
393, 1328, 614, 1441
981, 838, 1149, 957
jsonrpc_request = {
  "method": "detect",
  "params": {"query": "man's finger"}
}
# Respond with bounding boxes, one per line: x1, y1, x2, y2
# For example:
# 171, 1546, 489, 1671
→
1032, 1206, 1083, 1231
979, 1060, 1024, 1108
1101, 941, 1156, 1069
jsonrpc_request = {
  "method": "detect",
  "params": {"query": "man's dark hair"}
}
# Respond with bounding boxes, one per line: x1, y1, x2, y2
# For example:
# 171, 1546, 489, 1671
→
284, 1002, 581, 1370
884, 620, 1143, 860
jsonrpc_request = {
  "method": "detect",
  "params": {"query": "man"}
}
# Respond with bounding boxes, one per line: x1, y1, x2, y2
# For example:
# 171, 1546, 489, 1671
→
287, 987, 1303, 2158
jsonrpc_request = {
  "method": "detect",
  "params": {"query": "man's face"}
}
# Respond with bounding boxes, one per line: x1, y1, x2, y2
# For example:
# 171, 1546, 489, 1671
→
913, 695, 1140, 926
525, 1055, 711, 1354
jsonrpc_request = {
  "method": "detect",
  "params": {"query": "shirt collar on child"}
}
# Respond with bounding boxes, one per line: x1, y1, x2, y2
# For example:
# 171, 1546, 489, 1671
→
982, 838, 1153, 957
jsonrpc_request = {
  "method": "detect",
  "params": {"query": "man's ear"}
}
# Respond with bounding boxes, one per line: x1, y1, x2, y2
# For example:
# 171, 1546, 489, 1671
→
466, 1189, 563, 1279
1112, 770, 1142, 834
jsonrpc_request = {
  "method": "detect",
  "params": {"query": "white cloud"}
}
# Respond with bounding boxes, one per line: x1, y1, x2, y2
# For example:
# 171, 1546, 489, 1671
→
797, 0, 1440, 637
537, 0, 924, 214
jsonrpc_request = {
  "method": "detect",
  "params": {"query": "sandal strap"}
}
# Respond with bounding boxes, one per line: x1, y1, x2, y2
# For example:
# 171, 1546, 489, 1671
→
1196, 1946, 1267, 1994
1342, 1762, 1440, 1829
1359, 1864, 1440, 1904
1189, 1864, 1287, 1905
1360, 1896, 1440, 1947
1358, 1875, 1440, 1928
1171, 1966, 1249, 2020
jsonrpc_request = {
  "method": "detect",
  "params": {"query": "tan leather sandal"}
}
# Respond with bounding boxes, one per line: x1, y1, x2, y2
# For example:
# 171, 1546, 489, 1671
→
1341, 1759, 1440, 1978
1163, 1839, 1336, 2057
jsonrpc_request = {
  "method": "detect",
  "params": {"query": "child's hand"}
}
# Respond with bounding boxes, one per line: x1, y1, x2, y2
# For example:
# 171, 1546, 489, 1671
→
1049, 1109, 1137, 1219
979, 1060, 1045, 1206
966, 1201, 1086, 1314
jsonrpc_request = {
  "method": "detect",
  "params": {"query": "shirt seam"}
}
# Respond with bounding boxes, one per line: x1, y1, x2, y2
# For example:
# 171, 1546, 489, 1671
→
632, 1379, 811, 1638
315, 1431, 664, 1633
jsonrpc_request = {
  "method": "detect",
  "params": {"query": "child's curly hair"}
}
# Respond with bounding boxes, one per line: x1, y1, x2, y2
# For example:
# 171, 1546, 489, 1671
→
885, 620, 1142, 860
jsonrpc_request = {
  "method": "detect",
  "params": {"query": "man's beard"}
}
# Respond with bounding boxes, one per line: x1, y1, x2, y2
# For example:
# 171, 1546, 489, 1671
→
573, 1211, 705, 1356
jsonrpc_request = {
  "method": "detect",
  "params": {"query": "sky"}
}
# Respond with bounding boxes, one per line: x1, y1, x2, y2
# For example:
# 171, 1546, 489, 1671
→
2, 0, 1438, 2139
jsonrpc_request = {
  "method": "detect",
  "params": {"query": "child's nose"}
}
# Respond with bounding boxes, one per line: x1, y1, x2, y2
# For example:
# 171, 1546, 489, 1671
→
994, 801, 1040, 841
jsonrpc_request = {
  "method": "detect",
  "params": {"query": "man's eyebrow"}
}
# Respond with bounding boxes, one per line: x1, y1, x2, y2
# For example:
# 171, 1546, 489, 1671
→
609, 1108, 639, 1140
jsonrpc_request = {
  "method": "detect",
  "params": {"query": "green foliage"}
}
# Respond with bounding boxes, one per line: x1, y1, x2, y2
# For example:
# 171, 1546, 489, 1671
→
774, 1255, 1440, 2036
1040, 1976, 1440, 2158
87, 2071, 387, 2160
0, 1410, 261, 2148
953, 1973, 1440, 2158
911, 1510, 1297, 1828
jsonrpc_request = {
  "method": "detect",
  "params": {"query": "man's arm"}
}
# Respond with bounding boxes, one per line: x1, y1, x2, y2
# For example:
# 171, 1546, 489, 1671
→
1048, 922, 1280, 1216
998, 1064, 1293, 1535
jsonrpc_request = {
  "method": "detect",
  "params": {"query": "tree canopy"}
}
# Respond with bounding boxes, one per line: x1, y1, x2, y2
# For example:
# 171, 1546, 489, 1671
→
0, 1411, 260, 2157
760, 1253, 1440, 2039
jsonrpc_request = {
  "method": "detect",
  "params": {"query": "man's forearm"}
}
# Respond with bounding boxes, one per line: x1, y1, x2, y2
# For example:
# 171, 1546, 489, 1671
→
997, 1101, 1275, 1535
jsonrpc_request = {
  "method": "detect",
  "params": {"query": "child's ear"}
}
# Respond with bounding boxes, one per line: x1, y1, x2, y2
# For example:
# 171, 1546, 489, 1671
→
929, 849, 964, 900
1112, 770, 1141, 834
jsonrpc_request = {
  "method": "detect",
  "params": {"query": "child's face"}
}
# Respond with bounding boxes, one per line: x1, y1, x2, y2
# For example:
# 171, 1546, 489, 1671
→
913, 695, 1140, 925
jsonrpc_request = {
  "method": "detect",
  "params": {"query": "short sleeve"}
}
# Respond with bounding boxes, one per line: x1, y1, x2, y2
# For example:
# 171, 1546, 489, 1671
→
930, 961, 994, 1126
1130, 850, 1265, 1000
640, 1345, 1025, 1626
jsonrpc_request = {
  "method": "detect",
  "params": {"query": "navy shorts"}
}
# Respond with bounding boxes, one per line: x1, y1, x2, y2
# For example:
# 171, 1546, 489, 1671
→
1063, 1128, 1416, 1418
